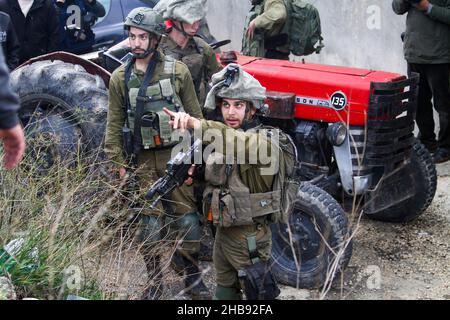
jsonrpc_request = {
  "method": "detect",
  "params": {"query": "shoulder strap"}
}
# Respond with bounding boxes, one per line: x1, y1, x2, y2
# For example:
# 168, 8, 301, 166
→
163, 55, 177, 85
246, 235, 260, 264
132, 52, 159, 156
193, 36, 206, 54
123, 59, 135, 128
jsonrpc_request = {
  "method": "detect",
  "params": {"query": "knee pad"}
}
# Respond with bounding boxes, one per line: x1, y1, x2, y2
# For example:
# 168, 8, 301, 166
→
176, 212, 201, 241
138, 215, 163, 243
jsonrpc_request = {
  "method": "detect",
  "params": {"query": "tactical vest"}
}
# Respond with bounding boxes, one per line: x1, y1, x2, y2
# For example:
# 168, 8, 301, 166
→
242, 3, 265, 57
126, 56, 185, 150
202, 126, 288, 228
160, 37, 208, 106
203, 125, 298, 227
203, 161, 281, 228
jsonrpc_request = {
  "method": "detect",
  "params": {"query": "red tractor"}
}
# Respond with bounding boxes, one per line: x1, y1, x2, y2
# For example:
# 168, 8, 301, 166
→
9, 50, 437, 289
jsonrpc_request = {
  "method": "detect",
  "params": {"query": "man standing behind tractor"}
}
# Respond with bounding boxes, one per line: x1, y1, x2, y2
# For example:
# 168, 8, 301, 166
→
164, 64, 296, 299
393, 0, 450, 163
104, 7, 210, 300
242, 0, 289, 60
154, 0, 222, 109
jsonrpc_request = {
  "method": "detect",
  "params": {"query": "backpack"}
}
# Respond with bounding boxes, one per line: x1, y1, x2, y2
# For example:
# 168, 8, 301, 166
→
266, 128, 299, 224
284, 0, 324, 56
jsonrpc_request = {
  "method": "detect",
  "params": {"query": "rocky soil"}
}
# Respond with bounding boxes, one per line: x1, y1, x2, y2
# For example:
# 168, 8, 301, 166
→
280, 162, 450, 300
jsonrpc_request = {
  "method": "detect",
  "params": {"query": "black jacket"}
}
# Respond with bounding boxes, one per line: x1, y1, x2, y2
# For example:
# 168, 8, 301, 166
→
0, 0, 59, 64
0, 47, 19, 129
393, 0, 450, 64
0, 11, 20, 70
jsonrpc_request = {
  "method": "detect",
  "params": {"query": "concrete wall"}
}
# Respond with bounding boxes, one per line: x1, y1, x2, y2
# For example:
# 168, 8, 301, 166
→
206, 0, 408, 74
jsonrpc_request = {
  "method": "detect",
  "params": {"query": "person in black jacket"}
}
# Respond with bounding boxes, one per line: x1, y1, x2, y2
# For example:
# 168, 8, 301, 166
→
0, 47, 25, 169
0, 0, 59, 64
393, 0, 450, 163
0, 10, 20, 70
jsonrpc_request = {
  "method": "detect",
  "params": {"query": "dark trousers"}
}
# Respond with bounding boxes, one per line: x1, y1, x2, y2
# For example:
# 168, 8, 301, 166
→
408, 63, 450, 150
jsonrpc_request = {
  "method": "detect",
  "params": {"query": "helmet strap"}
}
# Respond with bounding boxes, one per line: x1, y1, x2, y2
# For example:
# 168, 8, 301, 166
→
132, 34, 161, 59
172, 21, 192, 39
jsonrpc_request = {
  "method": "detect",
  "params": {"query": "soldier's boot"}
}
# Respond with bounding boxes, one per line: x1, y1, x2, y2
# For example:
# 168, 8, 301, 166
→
141, 253, 164, 300
170, 250, 185, 276
182, 253, 211, 300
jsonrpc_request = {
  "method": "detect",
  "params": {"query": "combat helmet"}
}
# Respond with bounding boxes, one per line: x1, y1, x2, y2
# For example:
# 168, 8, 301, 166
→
124, 7, 166, 37
154, 0, 207, 25
204, 63, 268, 114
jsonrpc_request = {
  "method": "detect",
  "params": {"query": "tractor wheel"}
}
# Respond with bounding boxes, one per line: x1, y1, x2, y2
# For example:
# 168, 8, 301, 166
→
270, 182, 353, 289
10, 60, 108, 171
366, 141, 437, 223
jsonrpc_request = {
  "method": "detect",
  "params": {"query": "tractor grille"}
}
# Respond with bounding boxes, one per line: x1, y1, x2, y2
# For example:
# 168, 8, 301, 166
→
348, 126, 372, 177
350, 73, 419, 175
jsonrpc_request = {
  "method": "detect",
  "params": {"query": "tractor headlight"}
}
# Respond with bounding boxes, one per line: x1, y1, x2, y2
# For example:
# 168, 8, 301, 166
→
326, 123, 347, 146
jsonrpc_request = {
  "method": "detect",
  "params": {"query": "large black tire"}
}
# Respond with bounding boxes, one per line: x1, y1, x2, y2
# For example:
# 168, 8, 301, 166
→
366, 141, 437, 223
10, 60, 108, 169
270, 182, 353, 289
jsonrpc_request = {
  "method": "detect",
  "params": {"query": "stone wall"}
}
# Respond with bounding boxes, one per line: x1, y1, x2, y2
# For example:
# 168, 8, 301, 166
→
206, 0, 408, 74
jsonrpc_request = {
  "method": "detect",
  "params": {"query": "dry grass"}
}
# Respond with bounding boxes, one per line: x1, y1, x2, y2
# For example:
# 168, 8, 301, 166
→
0, 140, 190, 300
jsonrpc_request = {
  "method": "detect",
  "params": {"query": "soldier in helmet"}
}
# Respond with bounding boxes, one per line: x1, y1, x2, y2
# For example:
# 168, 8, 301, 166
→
104, 7, 210, 300
242, 0, 289, 60
154, 0, 222, 109
153, 0, 222, 264
164, 64, 287, 300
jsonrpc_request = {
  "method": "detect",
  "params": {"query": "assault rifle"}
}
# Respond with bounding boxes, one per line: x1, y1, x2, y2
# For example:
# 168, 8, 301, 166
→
145, 139, 203, 209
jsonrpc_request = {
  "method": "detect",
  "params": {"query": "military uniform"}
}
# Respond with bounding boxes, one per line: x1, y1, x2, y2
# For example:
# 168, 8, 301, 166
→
200, 64, 282, 300
155, 0, 223, 107
106, 49, 203, 247
200, 120, 275, 293
105, 7, 209, 300
160, 36, 222, 107
242, 0, 289, 60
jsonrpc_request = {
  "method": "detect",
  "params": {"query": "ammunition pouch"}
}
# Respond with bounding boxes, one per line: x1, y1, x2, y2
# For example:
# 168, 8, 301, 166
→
124, 55, 183, 152
140, 111, 174, 150
238, 261, 280, 300
203, 187, 281, 228
122, 126, 134, 160
203, 155, 281, 228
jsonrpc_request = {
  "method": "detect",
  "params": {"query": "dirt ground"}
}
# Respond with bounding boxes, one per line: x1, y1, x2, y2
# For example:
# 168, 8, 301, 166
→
98, 163, 449, 300
280, 161, 450, 300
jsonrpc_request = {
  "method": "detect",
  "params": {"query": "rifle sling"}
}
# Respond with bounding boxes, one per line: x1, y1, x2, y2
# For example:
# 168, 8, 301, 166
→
124, 52, 160, 158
